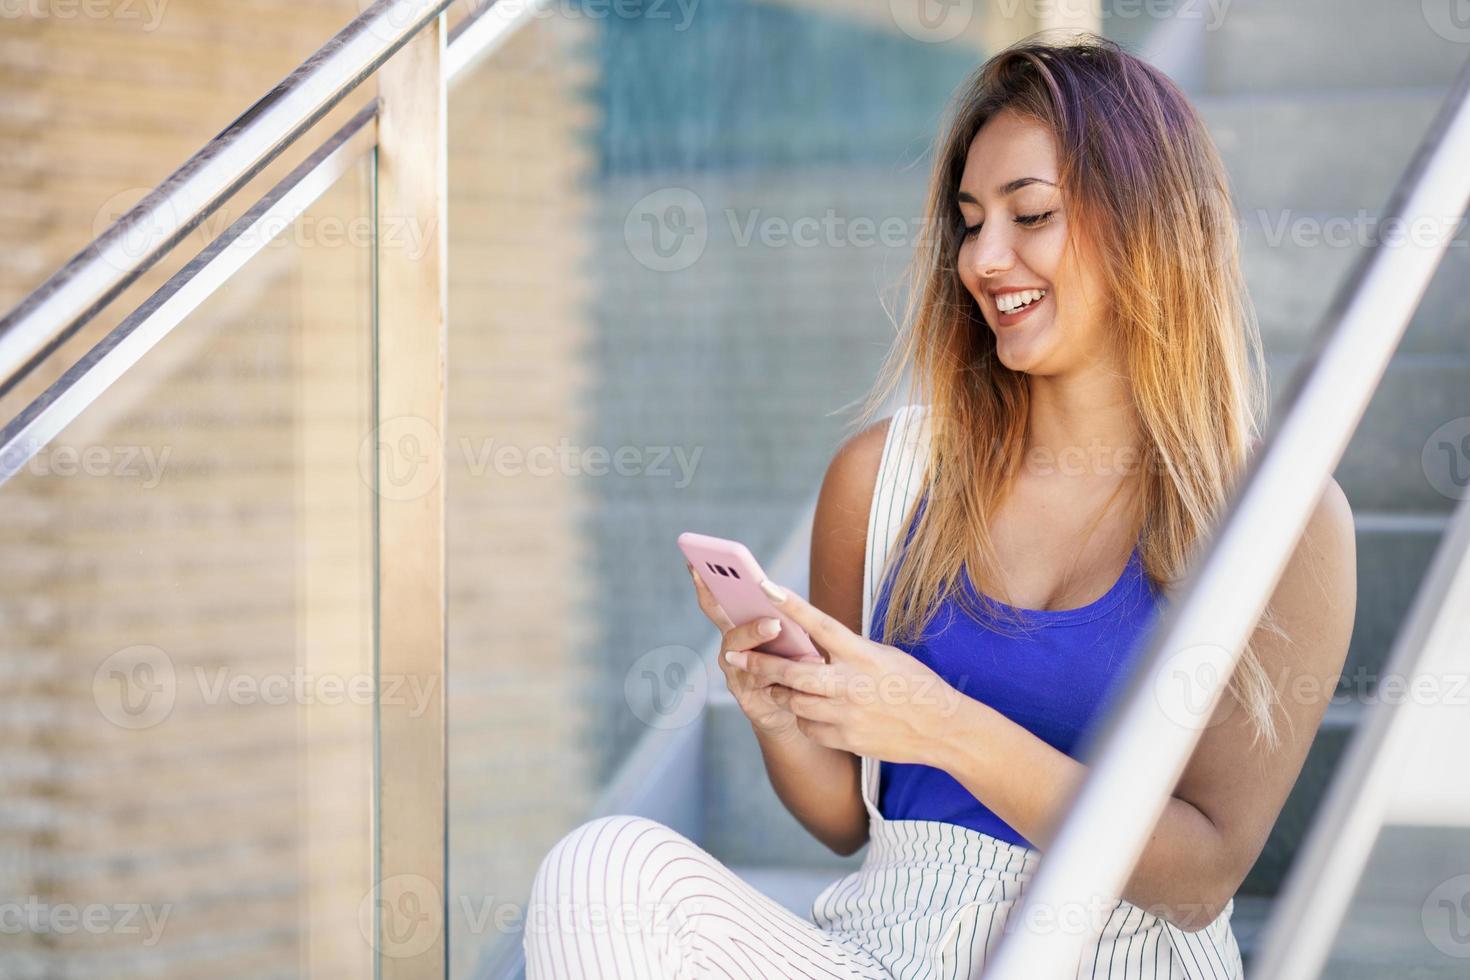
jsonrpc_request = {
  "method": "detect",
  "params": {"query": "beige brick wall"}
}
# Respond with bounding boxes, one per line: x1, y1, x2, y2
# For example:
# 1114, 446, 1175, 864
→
0, 160, 376, 978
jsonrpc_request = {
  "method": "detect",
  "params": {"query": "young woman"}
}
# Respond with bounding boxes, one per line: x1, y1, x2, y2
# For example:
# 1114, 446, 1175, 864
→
524, 32, 1356, 980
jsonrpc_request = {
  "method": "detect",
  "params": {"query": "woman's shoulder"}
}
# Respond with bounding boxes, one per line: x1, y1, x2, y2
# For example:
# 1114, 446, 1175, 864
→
810, 412, 899, 634
819, 412, 896, 510
820, 402, 928, 496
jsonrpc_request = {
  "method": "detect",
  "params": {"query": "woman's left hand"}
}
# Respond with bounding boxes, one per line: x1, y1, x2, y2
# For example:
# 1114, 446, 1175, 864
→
723, 577, 970, 765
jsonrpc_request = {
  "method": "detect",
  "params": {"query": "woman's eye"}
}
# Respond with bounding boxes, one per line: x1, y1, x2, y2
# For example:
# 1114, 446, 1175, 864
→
960, 210, 1053, 240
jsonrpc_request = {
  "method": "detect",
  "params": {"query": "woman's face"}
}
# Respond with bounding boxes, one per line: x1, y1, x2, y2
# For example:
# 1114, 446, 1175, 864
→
955, 109, 1112, 376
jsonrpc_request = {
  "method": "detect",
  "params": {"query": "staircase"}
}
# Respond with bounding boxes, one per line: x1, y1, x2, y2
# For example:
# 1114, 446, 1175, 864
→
699, 2, 1470, 973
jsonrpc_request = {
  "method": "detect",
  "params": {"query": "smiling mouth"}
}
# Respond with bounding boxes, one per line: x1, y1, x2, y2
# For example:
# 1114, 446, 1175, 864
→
994, 290, 1048, 325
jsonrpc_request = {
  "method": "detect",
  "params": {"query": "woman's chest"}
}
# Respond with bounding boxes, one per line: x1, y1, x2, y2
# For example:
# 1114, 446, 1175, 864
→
914, 597, 1160, 751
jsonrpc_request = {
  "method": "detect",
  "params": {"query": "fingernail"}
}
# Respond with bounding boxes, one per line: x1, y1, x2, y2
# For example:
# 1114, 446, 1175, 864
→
725, 650, 746, 668
758, 618, 781, 637
759, 579, 785, 602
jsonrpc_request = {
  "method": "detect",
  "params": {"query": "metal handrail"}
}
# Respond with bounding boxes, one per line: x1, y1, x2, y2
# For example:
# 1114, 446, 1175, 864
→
446, 0, 553, 82
983, 54, 1470, 980
0, 0, 535, 415
0, 0, 455, 401
0, 102, 378, 489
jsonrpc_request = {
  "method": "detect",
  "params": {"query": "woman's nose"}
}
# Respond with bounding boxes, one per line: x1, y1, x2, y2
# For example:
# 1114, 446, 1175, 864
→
973, 246, 1014, 280
967, 227, 1015, 280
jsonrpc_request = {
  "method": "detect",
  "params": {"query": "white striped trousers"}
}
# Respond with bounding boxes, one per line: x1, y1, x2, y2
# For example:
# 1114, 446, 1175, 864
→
521, 812, 1241, 979
524, 813, 889, 979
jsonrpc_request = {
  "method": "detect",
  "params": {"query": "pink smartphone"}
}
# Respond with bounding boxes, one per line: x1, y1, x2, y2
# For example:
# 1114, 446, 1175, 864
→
677, 531, 823, 662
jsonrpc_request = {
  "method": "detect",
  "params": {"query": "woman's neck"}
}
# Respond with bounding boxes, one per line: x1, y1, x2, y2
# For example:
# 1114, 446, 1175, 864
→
1022, 365, 1143, 485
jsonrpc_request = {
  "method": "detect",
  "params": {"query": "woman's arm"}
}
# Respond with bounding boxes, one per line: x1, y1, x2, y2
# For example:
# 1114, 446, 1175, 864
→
928, 476, 1358, 931
746, 414, 893, 856
740, 463, 1356, 929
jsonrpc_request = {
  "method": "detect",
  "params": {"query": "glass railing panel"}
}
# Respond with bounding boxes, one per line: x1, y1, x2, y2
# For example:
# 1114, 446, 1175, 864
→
0, 150, 376, 978
444, 1, 985, 973
444, 16, 605, 976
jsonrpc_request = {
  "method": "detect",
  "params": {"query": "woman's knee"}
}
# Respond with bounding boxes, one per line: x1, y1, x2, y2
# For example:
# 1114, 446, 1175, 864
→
529, 813, 688, 905
526, 814, 697, 966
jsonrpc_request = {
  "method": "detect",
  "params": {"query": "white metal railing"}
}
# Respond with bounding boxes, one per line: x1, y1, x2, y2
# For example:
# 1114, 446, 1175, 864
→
982, 53, 1470, 980
0, 0, 542, 405
0, 103, 376, 487
0, 0, 454, 400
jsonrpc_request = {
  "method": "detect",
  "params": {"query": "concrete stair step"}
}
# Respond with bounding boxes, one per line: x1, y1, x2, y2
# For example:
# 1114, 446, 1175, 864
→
1266, 351, 1470, 513
1346, 513, 1452, 691
1244, 207, 1470, 357
702, 692, 868, 872
1317, 824, 1470, 978
1246, 825, 1470, 978
1232, 893, 1273, 973
1241, 699, 1362, 895
728, 865, 846, 920
1199, 88, 1447, 214
1201, 0, 1467, 96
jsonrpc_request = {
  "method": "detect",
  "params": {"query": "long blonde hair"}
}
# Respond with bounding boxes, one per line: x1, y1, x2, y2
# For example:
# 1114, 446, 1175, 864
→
851, 31, 1292, 752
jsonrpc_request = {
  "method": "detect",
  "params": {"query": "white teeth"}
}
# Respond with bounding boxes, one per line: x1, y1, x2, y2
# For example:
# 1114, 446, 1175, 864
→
997, 288, 1046, 313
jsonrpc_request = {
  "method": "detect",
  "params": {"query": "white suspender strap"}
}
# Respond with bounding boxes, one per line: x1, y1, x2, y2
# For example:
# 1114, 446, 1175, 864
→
858, 401, 931, 821
860, 402, 932, 642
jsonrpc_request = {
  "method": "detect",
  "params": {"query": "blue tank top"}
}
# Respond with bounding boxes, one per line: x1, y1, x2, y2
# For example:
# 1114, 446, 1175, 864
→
873, 493, 1163, 849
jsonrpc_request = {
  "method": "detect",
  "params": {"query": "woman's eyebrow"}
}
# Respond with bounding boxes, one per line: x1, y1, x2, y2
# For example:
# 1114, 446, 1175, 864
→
957, 177, 1057, 204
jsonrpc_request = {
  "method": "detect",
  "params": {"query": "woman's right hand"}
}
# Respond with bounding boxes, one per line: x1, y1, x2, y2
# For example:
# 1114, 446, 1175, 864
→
685, 561, 806, 742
